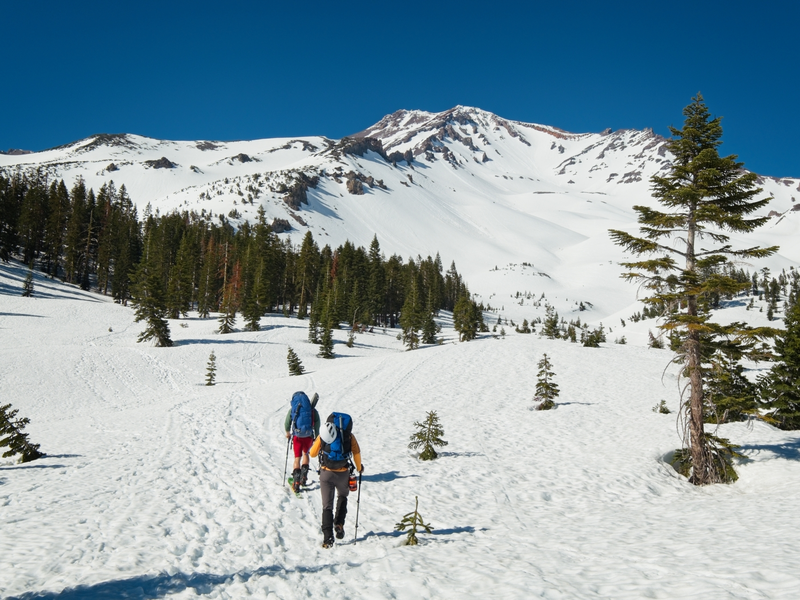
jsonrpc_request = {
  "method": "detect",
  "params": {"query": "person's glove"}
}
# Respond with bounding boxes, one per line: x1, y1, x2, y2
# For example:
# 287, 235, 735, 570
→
359, 464, 364, 473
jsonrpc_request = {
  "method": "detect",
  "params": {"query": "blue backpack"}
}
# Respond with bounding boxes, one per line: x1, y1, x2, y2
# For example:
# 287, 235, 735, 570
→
290, 392, 314, 438
321, 412, 353, 470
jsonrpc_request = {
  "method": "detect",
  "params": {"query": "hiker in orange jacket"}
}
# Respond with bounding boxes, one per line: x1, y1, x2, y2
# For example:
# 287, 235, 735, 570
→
310, 414, 363, 548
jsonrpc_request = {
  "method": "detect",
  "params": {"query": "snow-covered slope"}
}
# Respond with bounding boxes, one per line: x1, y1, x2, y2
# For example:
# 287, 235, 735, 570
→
2, 261, 800, 599
3, 106, 800, 325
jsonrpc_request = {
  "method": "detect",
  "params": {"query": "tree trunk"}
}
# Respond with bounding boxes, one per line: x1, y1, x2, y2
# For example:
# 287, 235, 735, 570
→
685, 202, 716, 485
686, 324, 713, 484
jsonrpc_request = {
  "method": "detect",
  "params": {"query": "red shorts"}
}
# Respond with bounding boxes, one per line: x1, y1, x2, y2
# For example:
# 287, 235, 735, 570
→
293, 435, 313, 458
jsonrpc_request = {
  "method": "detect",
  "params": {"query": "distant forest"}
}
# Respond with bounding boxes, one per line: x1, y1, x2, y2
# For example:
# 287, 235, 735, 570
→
0, 173, 480, 334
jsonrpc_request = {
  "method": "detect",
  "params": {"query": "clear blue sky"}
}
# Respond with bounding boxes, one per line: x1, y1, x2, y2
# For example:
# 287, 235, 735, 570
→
3, 0, 798, 177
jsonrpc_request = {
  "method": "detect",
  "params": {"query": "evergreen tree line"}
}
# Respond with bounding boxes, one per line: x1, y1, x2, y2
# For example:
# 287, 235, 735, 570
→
0, 173, 140, 297
0, 172, 479, 341
628, 264, 800, 323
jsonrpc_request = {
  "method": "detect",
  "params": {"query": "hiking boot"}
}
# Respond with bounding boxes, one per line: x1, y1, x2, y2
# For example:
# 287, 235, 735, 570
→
292, 468, 301, 493
334, 524, 344, 539
300, 464, 309, 486
322, 508, 334, 548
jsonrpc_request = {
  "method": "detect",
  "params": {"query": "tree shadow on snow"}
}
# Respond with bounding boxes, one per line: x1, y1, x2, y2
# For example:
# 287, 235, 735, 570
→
6, 563, 339, 600
360, 470, 419, 483
436, 451, 485, 458
0, 311, 48, 318
739, 439, 800, 461
0, 454, 81, 471
354, 526, 481, 544
0, 463, 67, 471
174, 338, 264, 347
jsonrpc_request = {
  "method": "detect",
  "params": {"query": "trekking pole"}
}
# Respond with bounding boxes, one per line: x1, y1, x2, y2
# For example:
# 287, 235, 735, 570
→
353, 470, 363, 544
282, 434, 292, 485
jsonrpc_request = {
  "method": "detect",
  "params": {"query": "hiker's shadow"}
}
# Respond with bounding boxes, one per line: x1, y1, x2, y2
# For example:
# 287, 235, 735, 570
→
360, 471, 419, 483
4, 564, 336, 600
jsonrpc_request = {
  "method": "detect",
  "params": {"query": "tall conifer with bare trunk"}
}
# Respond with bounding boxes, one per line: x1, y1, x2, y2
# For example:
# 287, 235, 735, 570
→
610, 94, 777, 485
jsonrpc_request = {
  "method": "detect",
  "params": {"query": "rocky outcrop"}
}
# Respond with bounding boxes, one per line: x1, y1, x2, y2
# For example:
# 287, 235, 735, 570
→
270, 218, 292, 233
347, 176, 364, 195
343, 171, 386, 194
386, 148, 414, 165
144, 157, 177, 169
270, 139, 320, 153
283, 172, 319, 210
77, 134, 137, 153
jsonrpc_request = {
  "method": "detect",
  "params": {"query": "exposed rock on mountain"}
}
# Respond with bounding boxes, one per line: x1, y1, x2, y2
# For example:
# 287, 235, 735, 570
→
144, 157, 177, 169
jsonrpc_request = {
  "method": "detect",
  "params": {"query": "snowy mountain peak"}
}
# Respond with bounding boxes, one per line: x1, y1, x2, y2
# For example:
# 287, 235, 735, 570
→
1, 106, 799, 324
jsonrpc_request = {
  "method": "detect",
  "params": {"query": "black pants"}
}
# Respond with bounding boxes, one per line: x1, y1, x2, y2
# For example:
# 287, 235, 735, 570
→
320, 469, 349, 527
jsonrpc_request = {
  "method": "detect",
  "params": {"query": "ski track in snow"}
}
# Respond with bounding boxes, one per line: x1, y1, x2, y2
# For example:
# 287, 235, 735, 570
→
2, 263, 800, 599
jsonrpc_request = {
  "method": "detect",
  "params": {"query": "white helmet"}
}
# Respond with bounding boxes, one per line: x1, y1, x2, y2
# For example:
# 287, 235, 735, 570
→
321, 421, 337, 444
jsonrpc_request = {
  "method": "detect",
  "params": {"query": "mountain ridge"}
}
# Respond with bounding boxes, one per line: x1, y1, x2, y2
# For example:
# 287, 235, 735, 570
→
2, 106, 799, 324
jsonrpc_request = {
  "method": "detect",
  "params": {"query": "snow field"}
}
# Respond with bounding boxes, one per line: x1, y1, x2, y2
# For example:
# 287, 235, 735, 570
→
2, 262, 800, 599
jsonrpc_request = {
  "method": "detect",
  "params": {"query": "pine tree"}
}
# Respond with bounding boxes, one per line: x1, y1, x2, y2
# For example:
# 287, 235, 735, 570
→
63, 178, 88, 284
367, 235, 386, 325
582, 324, 605, 348
110, 185, 140, 306
408, 411, 448, 460
704, 348, 757, 423
534, 353, 559, 410
453, 293, 482, 341
648, 329, 665, 349
22, 262, 34, 297
318, 323, 335, 359
44, 180, 69, 278
205, 351, 217, 386
609, 94, 777, 485
308, 295, 321, 344
763, 297, 800, 429
167, 233, 195, 319
421, 304, 439, 345
287, 346, 305, 375
400, 281, 422, 350
0, 404, 44, 463
295, 231, 320, 321
241, 244, 264, 332
218, 260, 241, 334
130, 240, 173, 347
18, 178, 48, 267
394, 496, 433, 546
218, 307, 236, 334
541, 305, 560, 339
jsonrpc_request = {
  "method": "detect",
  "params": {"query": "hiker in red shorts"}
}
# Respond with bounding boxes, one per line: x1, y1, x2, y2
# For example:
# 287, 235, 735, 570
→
285, 392, 320, 492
